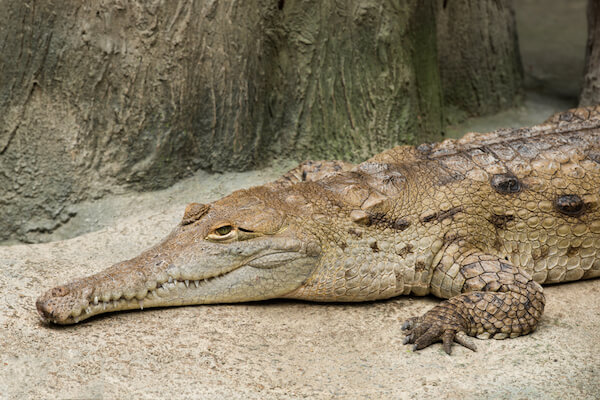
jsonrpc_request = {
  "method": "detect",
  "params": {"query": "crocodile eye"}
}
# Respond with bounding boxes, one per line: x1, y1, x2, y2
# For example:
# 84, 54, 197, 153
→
215, 225, 233, 235
207, 225, 236, 241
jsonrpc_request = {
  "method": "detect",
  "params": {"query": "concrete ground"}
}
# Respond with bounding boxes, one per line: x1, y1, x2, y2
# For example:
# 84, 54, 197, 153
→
2, 0, 599, 399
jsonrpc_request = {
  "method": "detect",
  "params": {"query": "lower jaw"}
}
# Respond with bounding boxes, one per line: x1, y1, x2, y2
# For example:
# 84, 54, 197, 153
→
58, 278, 228, 324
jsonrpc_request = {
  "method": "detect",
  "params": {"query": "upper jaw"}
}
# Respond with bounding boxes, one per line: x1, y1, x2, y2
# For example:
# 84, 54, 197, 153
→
36, 236, 320, 324
36, 267, 240, 324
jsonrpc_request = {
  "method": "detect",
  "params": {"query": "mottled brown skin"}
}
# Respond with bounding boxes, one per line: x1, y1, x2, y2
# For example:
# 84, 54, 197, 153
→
37, 107, 600, 354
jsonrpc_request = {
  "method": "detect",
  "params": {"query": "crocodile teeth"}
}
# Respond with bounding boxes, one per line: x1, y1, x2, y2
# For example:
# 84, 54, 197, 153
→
80, 275, 225, 316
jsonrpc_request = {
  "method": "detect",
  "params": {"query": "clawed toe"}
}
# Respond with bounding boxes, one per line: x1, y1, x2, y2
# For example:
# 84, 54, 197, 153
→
454, 331, 477, 352
401, 314, 476, 354
401, 317, 418, 331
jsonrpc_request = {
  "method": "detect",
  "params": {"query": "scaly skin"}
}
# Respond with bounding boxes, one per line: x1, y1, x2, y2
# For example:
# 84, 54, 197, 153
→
37, 106, 600, 354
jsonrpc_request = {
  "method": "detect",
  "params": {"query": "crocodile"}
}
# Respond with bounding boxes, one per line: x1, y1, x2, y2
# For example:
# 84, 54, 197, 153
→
36, 106, 600, 354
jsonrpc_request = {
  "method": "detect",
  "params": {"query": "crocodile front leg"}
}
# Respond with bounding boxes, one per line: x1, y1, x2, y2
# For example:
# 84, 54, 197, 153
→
402, 249, 545, 354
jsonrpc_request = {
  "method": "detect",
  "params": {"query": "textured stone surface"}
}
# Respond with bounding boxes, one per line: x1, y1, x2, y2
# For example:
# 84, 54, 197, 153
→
1, 167, 599, 399
0, 0, 529, 244
516, 0, 586, 100
437, 0, 523, 119
581, 0, 600, 106
0, 0, 445, 243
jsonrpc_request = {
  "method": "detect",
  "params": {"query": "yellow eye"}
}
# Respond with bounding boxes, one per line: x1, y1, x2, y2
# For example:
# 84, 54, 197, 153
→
207, 224, 239, 241
215, 225, 233, 236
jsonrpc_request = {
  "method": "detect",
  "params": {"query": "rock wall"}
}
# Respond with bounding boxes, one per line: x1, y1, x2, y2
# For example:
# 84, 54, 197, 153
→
437, 0, 523, 121
581, 0, 600, 106
0, 0, 522, 242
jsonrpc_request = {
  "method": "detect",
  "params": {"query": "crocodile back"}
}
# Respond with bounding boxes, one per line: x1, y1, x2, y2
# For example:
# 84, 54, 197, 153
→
364, 107, 600, 284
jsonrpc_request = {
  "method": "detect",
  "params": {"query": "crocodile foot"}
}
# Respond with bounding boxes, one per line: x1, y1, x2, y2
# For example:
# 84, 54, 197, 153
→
401, 302, 477, 355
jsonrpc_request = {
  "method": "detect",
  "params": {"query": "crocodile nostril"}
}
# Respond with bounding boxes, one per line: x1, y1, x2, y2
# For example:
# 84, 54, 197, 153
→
36, 286, 71, 322
36, 298, 54, 321
50, 286, 69, 297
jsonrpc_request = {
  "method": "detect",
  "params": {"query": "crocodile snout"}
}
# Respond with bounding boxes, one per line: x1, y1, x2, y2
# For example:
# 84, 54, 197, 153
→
36, 297, 54, 322
36, 285, 72, 323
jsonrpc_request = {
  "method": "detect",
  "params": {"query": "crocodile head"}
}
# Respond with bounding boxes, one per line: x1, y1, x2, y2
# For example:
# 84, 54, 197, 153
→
36, 186, 322, 324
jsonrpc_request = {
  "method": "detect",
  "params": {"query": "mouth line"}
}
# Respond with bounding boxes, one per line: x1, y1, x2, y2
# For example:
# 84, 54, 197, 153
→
59, 269, 234, 324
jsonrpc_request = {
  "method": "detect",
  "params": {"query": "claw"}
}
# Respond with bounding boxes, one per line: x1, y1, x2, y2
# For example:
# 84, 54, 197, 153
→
400, 308, 478, 354
442, 331, 455, 355
414, 325, 442, 350
401, 300, 483, 354
455, 331, 477, 352
401, 317, 418, 331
